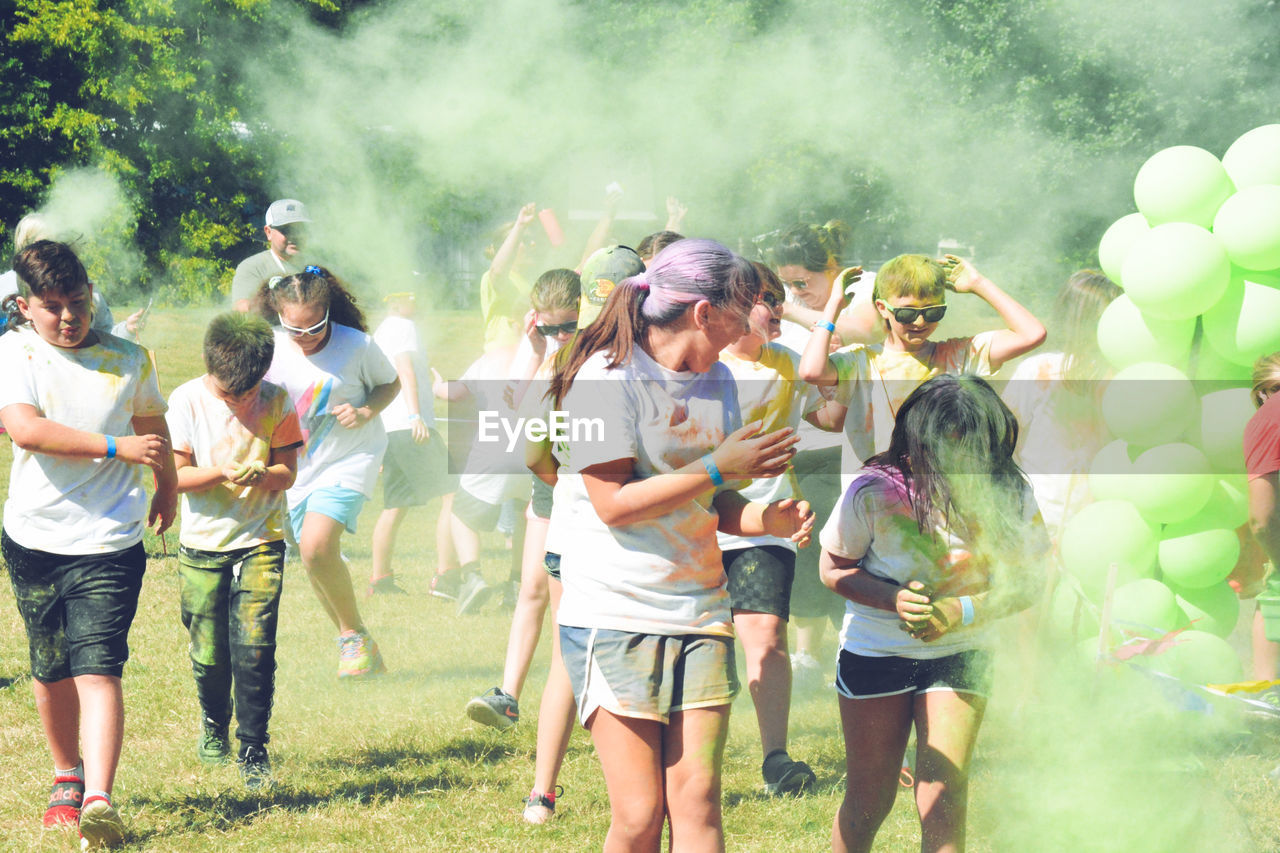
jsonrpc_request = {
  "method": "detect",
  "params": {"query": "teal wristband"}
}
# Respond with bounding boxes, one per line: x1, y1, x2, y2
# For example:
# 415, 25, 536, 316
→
105, 435, 116, 460
959, 595, 975, 626
701, 453, 724, 487
408, 413, 423, 422
815, 320, 835, 333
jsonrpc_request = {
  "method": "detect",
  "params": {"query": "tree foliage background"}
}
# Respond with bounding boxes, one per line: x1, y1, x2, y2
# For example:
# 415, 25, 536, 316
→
1, 0, 1278, 302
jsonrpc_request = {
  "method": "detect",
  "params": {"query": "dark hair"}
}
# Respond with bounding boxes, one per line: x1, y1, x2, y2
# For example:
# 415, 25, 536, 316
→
550, 239, 759, 404
204, 312, 275, 395
868, 374, 1028, 550
251, 266, 366, 332
531, 268, 581, 313
771, 221, 848, 272
4, 241, 90, 330
750, 261, 785, 305
636, 230, 685, 262
1054, 269, 1120, 383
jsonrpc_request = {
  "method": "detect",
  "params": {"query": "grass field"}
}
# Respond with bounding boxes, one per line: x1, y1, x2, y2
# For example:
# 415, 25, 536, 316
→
1, 304, 1279, 851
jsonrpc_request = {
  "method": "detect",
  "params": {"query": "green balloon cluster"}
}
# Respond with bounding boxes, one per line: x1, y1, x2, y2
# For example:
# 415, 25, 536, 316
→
1133, 145, 1235, 228
1202, 272, 1280, 367
1098, 213, 1151, 284
1111, 578, 1184, 637
1213, 184, 1280, 270
1100, 363, 1198, 447
1158, 525, 1238, 588
1170, 581, 1239, 638
1096, 295, 1194, 370
1060, 500, 1158, 602
1120, 223, 1231, 320
1089, 441, 1214, 524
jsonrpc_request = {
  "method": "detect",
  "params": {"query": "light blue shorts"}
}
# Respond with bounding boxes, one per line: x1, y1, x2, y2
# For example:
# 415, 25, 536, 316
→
289, 486, 367, 542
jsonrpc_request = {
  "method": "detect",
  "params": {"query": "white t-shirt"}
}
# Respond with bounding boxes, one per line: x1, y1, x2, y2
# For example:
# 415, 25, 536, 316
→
556, 347, 742, 637
457, 348, 531, 505
0, 327, 166, 554
716, 343, 823, 553
264, 324, 398, 503
167, 377, 304, 551
820, 465, 1038, 659
777, 268, 876, 453
374, 315, 434, 432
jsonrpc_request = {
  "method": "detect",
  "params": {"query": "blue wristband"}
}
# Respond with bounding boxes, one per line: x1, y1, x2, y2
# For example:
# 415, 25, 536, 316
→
959, 595, 975, 626
105, 435, 116, 460
815, 320, 836, 333
701, 453, 724, 487
408, 413, 423, 422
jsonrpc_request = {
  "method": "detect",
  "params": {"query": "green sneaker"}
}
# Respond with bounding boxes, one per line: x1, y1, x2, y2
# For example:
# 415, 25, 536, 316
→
198, 724, 231, 766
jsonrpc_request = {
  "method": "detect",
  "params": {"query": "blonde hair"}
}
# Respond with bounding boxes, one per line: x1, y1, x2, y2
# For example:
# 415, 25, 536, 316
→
14, 213, 56, 252
873, 254, 946, 302
1253, 351, 1280, 408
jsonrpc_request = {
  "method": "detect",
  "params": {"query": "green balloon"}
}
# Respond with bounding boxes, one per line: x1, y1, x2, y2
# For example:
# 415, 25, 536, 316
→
1096, 294, 1194, 370
1212, 185, 1280, 271
1088, 439, 1136, 503
1101, 362, 1198, 447
1167, 479, 1249, 533
1171, 581, 1239, 638
1147, 630, 1243, 684
1222, 124, 1280, 189
1089, 441, 1213, 523
1193, 336, 1256, 381
1133, 145, 1235, 228
1111, 578, 1184, 637
1202, 272, 1280, 367
1098, 212, 1150, 284
1120, 223, 1231, 320
1196, 387, 1254, 472
1060, 500, 1158, 602
1158, 527, 1239, 588
1214, 477, 1251, 529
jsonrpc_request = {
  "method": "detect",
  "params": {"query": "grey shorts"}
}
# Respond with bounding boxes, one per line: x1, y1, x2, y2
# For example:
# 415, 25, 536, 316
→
559, 626, 739, 725
723, 545, 796, 620
382, 429, 456, 507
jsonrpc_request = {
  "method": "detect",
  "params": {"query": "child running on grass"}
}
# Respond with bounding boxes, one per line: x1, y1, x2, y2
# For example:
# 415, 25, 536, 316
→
0, 240, 176, 849
549, 239, 813, 850
167, 313, 303, 788
253, 266, 400, 678
819, 374, 1049, 852
799, 253, 1046, 491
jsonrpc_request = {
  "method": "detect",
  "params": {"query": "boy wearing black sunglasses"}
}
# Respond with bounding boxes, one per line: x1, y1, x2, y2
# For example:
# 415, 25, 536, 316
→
798, 253, 1045, 491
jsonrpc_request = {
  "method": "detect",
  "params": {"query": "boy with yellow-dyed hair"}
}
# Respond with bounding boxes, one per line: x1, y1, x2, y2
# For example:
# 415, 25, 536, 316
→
167, 312, 303, 789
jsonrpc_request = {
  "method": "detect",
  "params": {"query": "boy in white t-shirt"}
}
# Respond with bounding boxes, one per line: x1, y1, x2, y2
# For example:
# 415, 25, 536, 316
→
0, 241, 176, 848
167, 313, 303, 789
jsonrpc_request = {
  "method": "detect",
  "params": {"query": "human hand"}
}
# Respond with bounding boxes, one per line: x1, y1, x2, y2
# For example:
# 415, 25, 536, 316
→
125, 307, 147, 337
516, 202, 537, 228
605, 184, 624, 210
712, 421, 799, 481
666, 195, 687, 228
763, 498, 814, 546
148, 486, 177, 536
896, 582, 960, 642
524, 309, 547, 356
411, 417, 429, 443
332, 403, 369, 429
941, 254, 983, 293
117, 433, 169, 471
223, 459, 267, 487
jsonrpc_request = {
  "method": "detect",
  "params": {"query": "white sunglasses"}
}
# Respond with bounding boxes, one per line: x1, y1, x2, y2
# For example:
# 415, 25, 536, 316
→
280, 308, 329, 337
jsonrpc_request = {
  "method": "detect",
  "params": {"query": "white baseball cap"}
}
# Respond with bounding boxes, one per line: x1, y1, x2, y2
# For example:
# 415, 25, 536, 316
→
265, 199, 311, 227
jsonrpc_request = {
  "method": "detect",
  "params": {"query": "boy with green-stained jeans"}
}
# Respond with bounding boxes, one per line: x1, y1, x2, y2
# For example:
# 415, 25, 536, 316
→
167, 313, 303, 788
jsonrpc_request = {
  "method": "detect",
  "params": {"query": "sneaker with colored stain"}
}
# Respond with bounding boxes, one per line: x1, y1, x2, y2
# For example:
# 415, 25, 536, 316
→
78, 795, 125, 849
522, 786, 562, 825
337, 629, 386, 678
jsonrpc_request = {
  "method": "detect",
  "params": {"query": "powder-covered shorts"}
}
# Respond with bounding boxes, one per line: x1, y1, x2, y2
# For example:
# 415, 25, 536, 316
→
559, 626, 739, 726
723, 544, 796, 620
4, 531, 146, 681
835, 648, 993, 700
382, 428, 455, 508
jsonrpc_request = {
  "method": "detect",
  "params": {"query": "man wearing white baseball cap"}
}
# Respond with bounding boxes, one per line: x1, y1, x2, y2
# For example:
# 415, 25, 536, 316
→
230, 199, 313, 311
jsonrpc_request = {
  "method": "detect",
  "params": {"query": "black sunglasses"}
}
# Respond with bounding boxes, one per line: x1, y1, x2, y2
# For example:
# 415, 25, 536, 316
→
759, 292, 784, 311
886, 304, 947, 324
536, 320, 578, 337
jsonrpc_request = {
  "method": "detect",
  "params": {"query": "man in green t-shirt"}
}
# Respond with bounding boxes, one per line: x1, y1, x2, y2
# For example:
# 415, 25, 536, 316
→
231, 199, 312, 311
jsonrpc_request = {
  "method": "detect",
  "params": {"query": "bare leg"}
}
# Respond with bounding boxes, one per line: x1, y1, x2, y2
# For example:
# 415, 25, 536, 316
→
733, 610, 792, 758
450, 512, 481, 568
298, 512, 363, 633
587, 709, 666, 853
832, 692, 914, 853
436, 494, 459, 574
75, 675, 125, 794
662, 705, 731, 853
1252, 609, 1280, 680
501, 516, 550, 700
532, 577, 575, 795
32, 678, 81, 771
795, 616, 826, 659
913, 690, 986, 853
370, 506, 407, 584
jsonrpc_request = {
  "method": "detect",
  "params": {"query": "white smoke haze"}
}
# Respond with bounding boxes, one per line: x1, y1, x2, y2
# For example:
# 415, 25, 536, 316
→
225, 1, 1275, 844
39, 167, 144, 298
